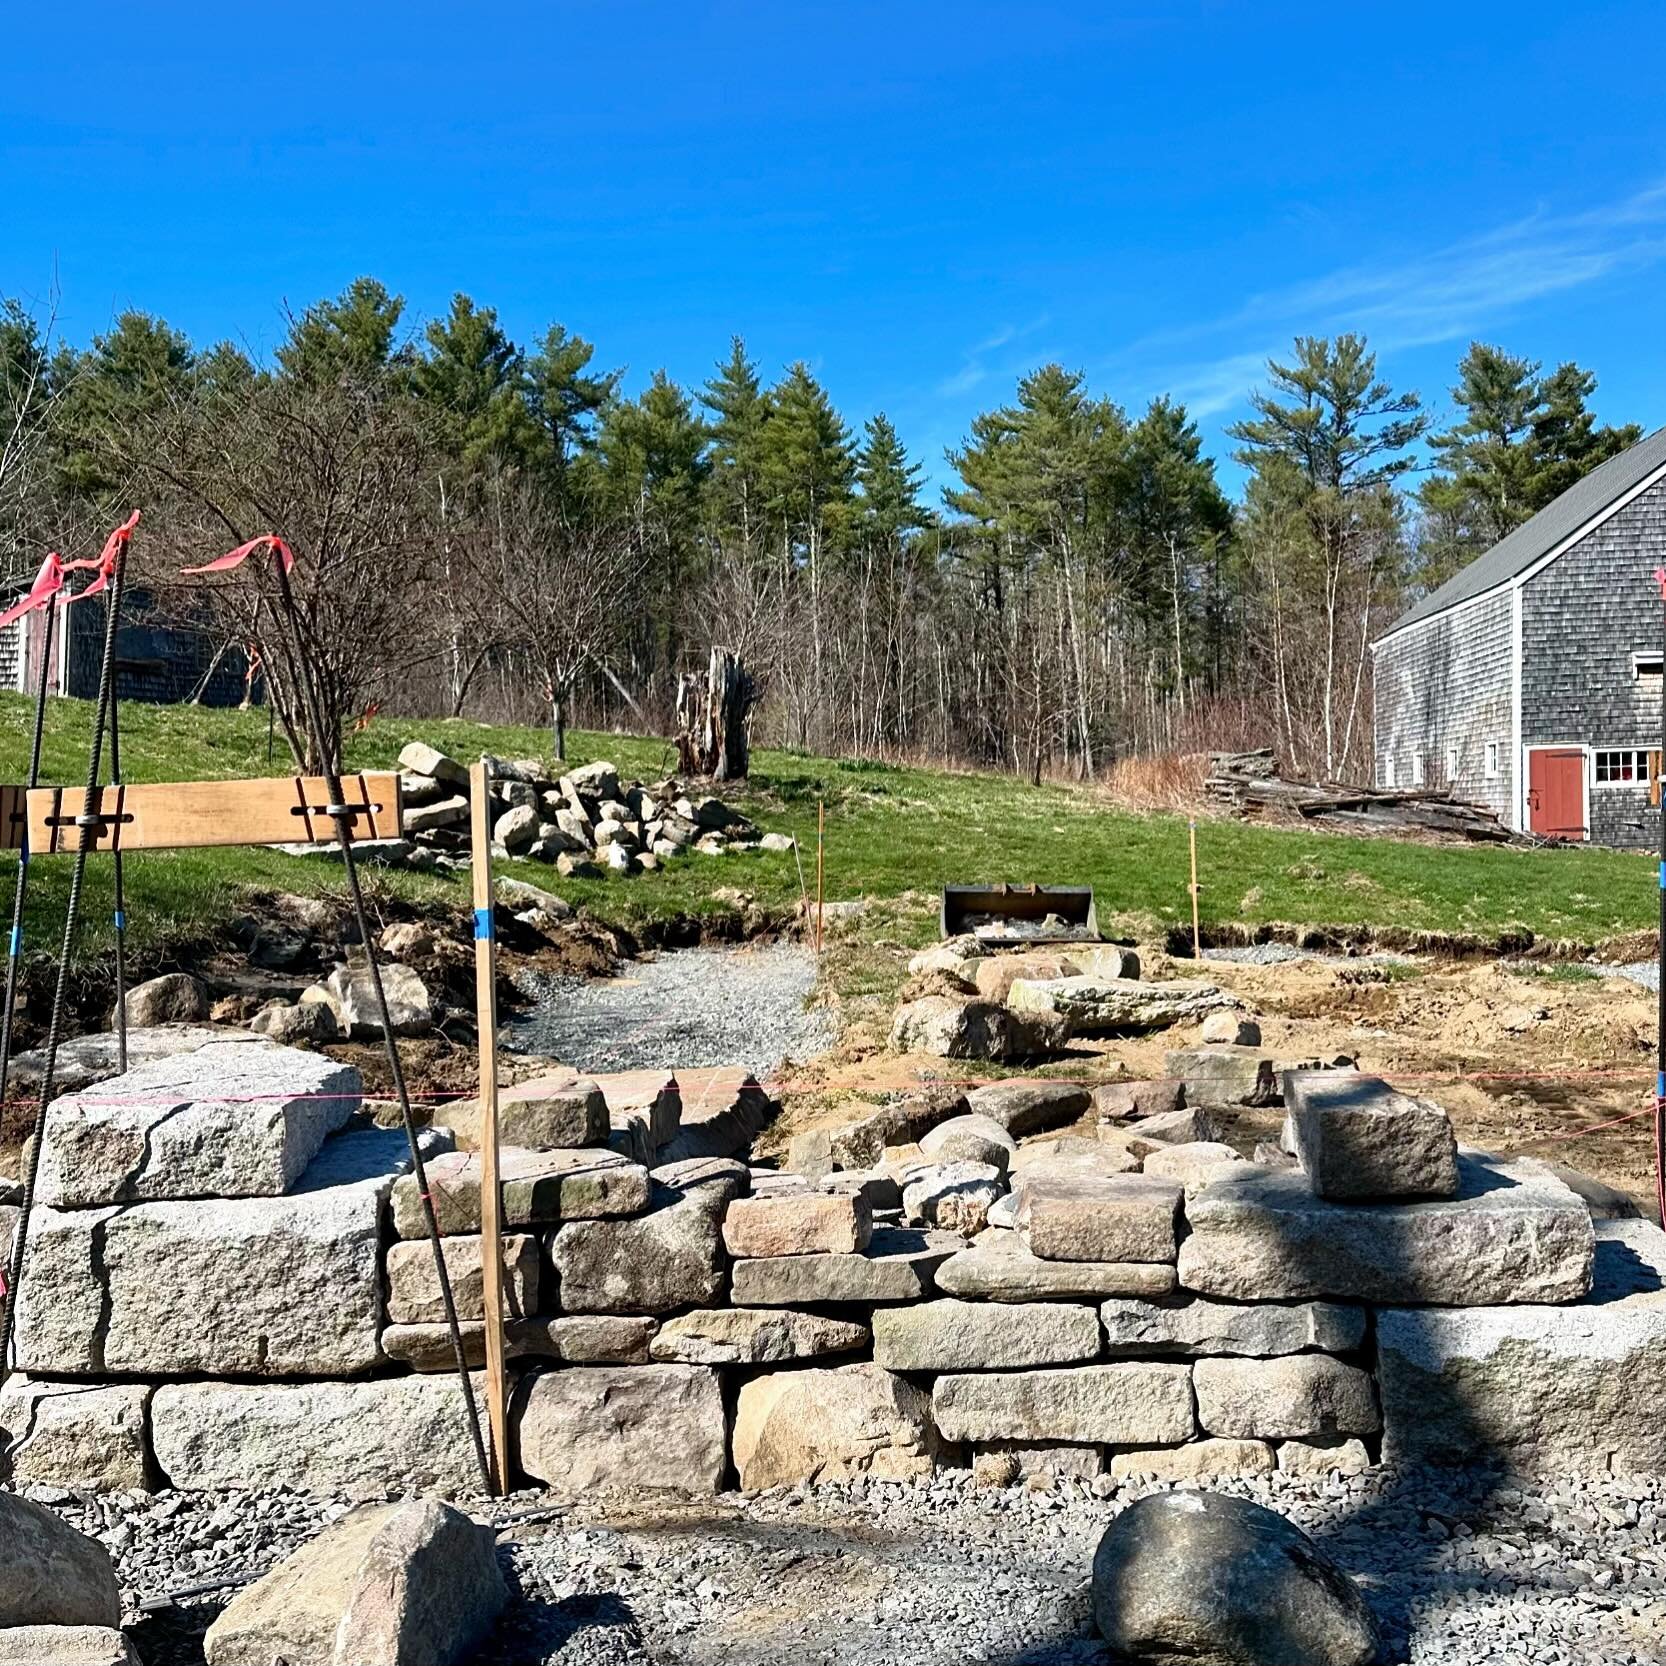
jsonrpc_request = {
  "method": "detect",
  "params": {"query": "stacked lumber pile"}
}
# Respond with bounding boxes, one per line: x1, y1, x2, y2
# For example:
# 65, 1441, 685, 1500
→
1205, 750, 1527, 845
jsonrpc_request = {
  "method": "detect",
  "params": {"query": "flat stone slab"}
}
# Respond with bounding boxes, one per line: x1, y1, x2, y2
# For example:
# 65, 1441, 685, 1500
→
1019, 1173, 1181, 1264
152, 1376, 489, 1497
935, 1231, 1178, 1302
650, 1308, 868, 1365
9, 1026, 267, 1097
722, 1192, 872, 1257
551, 1163, 743, 1315
1282, 1069, 1460, 1199
933, 1364, 1195, 1445
656, 1069, 774, 1164
1101, 1296, 1367, 1358
1162, 1045, 1276, 1107
1006, 976, 1227, 1034
1108, 1438, 1275, 1482
0, 1378, 151, 1490
36, 1043, 360, 1208
872, 1299, 1100, 1371
1176, 1153, 1594, 1305
391, 1145, 649, 1237
14, 1127, 442, 1378
385, 1233, 541, 1324
963, 1081, 1093, 1138
1193, 1356, 1380, 1441
0, 1627, 139, 1665
1377, 1217, 1666, 1474
516, 1365, 726, 1494
729, 1227, 960, 1306
382, 1314, 658, 1372
444, 1070, 610, 1151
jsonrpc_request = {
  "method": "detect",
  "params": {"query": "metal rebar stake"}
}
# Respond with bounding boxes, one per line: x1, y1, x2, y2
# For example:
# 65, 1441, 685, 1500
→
0, 551, 127, 1376
269, 550, 491, 1492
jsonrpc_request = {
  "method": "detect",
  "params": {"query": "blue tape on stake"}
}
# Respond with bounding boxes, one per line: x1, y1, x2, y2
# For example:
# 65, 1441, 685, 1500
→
1657, 1071, 1664, 1102
7, 925, 20, 957
113, 910, 126, 931
1658, 862, 1666, 890
473, 908, 495, 941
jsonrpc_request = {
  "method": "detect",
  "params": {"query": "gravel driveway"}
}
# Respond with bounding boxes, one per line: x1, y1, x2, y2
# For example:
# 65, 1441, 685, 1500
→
507, 942, 834, 1079
63, 1462, 1666, 1666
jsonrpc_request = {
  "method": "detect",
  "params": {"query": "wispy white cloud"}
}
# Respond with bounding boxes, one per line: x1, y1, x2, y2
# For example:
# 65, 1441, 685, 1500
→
935, 312, 1051, 399
1122, 177, 1666, 419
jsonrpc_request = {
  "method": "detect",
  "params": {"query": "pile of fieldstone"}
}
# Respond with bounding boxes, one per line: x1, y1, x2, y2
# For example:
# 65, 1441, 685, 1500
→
396, 744, 793, 877
5, 1013, 1660, 1507
890, 936, 1235, 1063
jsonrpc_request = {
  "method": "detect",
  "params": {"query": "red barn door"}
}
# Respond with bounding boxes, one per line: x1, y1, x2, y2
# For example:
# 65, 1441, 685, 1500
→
1527, 748, 1587, 840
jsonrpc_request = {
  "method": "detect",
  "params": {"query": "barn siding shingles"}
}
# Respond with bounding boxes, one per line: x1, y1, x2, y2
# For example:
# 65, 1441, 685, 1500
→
1520, 477, 1666, 849
1373, 590, 1514, 825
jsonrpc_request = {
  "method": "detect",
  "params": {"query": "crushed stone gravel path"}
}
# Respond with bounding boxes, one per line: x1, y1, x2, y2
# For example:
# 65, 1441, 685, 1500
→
506, 941, 834, 1079
33, 1462, 1666, 1665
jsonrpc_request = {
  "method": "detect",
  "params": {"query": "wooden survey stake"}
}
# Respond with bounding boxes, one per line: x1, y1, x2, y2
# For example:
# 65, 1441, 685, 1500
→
469, 761, 510, 1494
26, 772, 402, 855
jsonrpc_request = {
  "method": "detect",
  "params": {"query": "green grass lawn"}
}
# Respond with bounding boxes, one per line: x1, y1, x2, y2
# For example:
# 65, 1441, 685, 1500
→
0, 692, 1654, 963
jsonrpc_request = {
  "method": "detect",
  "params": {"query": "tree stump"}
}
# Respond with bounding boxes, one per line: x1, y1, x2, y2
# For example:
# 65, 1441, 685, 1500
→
676, 648, 755, 780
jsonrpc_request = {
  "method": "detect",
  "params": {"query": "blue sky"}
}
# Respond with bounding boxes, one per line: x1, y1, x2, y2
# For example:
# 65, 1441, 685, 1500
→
4, 0, 1665, 496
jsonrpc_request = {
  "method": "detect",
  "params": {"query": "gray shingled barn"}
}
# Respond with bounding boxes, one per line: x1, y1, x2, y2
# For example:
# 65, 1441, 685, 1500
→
1373, 427, 1666, 847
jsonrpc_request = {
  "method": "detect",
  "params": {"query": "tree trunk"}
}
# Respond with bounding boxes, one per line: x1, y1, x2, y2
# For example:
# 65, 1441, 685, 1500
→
675, 647, 755, 780
551, 690, 567, 762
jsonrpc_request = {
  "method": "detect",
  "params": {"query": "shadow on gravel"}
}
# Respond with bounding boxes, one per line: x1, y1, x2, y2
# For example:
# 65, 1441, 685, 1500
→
473, 1588, 648, 1665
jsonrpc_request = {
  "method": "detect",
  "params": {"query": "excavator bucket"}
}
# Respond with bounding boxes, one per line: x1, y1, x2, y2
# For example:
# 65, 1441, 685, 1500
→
940, 883, 1099, 944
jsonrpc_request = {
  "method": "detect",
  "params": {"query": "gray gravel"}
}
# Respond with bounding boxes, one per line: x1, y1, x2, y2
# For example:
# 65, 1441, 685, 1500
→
506, 942, 834, 1078
1203, 943, 1417, 969
32, 1462, 1666, 1665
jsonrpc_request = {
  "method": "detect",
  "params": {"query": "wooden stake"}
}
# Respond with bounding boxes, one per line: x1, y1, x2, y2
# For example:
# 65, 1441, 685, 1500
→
815, 799, 826, 957
1188, 818, 1202, 960
469, 761, 510, 1495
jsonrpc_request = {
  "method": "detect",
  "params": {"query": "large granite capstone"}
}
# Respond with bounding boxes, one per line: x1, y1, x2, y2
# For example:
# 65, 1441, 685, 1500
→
1175, 1153, 1594, 1305
13, 1127, 447, 1378
1377, 1218, 1666, 1474
36, 1042, 360, 1207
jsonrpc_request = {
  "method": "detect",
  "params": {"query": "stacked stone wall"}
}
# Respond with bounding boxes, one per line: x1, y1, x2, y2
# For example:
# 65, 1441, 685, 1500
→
5, 1036, 1660, 1499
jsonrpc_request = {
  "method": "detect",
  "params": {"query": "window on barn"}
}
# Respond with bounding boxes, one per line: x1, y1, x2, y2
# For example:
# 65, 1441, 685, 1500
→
1594, 749, 1652, 785
1485, 742, 1500, 779
1445, 745, 1459, 779
1380, 755, 1393, 787
1634, 653, 1664, 680
1411, 751, 1425, 786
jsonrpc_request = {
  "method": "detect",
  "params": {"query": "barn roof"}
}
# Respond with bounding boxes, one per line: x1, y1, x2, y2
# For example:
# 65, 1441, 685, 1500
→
1383, 425, 1666, 638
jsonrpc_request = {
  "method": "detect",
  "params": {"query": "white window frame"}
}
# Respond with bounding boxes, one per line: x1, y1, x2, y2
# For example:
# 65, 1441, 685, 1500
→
1445, 745, 1459, 779
1410, 750, 1425, 786
1633, 652, 1664, 680
1484, 742, 1500, 779
1380, 754, 1394, 788
1592, 747, 1655, 789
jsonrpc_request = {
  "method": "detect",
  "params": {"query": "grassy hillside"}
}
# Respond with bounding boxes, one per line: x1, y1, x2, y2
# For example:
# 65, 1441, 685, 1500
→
0, 692, 1654, 959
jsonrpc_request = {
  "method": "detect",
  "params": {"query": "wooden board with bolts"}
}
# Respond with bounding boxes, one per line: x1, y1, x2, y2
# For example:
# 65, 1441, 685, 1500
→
25, 773, 404, 854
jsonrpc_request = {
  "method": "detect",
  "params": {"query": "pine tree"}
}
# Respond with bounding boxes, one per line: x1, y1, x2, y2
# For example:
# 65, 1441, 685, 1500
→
276, 277, 405, 386
1230, 335, 1425, 776
525, 323, 620, 485
1528, 362, 1641, 507
855, 413, 929, 542
53, 311, 197, 498
700, 337, 770, 557
759, 362, 855, 563
410, 293, 539, 479
1416, 344, 1642, 585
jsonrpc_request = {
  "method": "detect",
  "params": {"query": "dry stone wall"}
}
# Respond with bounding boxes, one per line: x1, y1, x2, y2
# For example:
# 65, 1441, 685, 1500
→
1, 1027, 1659, 1499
